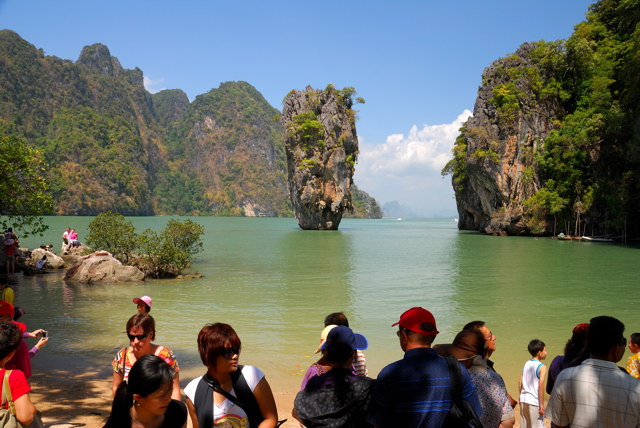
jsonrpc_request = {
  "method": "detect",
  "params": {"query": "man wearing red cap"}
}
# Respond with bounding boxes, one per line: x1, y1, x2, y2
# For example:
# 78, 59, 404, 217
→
368, 307, 481, 427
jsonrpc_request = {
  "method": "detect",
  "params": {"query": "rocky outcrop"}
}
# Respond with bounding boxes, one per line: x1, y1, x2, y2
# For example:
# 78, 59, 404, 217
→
453, 43, 565, 235
30, 248, 65, 269
64, 252, 145, 283
281, 85, 359, 230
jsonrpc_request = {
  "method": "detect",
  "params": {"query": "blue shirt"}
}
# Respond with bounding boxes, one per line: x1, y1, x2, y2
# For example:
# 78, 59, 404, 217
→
367, 347, 482, 427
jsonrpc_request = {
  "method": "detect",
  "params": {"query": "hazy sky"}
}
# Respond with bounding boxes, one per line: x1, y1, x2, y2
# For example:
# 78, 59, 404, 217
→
0, 0, 592, 216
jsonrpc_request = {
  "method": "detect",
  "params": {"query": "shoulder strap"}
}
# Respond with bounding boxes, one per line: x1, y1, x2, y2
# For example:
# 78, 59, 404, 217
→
231, 365, 263, 428
445, 357, 462, 400
195, 366, 263, 428
2, 370, 16, 416
194, 377, 214, 428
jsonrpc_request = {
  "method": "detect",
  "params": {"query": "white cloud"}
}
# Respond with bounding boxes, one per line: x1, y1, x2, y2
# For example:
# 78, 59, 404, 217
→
358, 109, 472, 177
143, 75, 166, 94
353, 110, 472, 216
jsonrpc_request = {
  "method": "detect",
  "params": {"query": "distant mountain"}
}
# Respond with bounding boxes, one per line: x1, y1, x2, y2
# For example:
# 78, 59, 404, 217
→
382, 201, 414, 218
0, 30, 381, 218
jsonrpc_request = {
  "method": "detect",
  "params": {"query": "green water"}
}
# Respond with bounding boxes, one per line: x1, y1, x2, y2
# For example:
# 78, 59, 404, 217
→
13, 216, 640, 397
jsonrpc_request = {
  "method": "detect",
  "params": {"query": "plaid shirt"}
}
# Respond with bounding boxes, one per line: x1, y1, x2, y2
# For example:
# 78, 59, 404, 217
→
547, 358, 640, 428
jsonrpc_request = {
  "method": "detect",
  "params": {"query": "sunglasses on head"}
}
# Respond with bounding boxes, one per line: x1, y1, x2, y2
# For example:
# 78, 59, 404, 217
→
221, 347, 240, 359
127, 333, 148, 341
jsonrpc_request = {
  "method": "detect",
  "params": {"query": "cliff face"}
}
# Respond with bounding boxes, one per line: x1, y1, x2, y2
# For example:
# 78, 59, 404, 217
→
453, 43, 565, 235
0, 31, 382, 219
282, 86, 359, 230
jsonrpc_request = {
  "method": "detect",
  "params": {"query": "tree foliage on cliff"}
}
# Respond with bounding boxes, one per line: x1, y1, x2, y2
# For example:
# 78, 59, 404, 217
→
445, 0, 640, 237
0, 31, 380, 219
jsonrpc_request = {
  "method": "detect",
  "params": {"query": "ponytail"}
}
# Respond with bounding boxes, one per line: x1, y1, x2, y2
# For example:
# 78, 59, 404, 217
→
103, 379, 133, 427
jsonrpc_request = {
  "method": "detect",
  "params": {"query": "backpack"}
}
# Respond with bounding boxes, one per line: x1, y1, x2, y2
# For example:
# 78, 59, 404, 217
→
193, 367, 286, 428
442, 357, 482, 428
0, 370, 22, 428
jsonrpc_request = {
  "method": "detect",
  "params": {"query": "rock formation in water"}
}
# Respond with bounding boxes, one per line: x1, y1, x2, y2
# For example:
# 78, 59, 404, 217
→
281, 85, 360, 230
447, 43, 565, 235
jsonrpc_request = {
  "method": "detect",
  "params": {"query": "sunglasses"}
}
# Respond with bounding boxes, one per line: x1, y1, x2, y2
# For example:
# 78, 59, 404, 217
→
221, 347, 240, 359
396, 327, 413, 337
127, 333, 148, 341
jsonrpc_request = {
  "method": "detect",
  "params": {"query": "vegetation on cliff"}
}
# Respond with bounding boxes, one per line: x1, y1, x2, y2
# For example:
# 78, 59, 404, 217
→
0, 30, 380, 219
444, 0, 640, 238
282, 85, 364, 229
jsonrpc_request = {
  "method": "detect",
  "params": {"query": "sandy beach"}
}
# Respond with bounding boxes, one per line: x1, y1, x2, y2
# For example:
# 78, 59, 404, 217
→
28, 364, 300, 428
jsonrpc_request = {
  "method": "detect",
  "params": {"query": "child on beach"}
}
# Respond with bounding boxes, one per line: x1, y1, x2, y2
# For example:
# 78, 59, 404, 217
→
519, 339, 547, 428
626, 333, 640, 379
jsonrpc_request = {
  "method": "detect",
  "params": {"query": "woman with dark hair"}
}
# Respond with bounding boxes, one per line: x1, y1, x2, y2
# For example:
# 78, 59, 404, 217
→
546, 322, 589, 394
104, 354, 186, 428
184, 323, 279, 428
112, 314, 180, 400
0, 320, 36, 425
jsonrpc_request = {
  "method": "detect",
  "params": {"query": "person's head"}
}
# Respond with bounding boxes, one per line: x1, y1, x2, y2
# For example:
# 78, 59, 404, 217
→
393, 307, 439, 349
0, 301, 14, 322
324, 312, 349, 327
463, 320, 496, 356
588, 316, 626, 361
0, 321, 22, 363
0, 283, 7, 291
528, 339, 547, 359
564, 322, 589, 359
197, 323, 242, 373
316, 324, 337, 354
321, 325, 368, 367
451, 330, 486, 368
105, 354, 175, 427
126, 314, 155, 355
132, 296, 152, 314
629, 333, 640, 353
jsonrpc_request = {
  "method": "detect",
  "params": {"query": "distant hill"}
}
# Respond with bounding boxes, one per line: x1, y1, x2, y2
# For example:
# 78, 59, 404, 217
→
0, 30, 381, 218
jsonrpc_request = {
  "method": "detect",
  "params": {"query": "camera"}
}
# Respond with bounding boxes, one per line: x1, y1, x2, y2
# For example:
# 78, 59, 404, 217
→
42, 331, 47, 338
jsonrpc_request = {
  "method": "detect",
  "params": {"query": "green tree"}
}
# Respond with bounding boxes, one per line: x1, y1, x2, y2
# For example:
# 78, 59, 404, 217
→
86, 211, 137, 263
0, 134, 53, 237
137, 220, 204, 278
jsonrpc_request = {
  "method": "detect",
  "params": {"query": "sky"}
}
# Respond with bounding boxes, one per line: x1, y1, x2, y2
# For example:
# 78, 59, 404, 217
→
0, 0, 593, 217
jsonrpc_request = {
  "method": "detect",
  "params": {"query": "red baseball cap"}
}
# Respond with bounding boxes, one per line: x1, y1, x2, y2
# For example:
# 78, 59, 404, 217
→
392, 307, 439, 335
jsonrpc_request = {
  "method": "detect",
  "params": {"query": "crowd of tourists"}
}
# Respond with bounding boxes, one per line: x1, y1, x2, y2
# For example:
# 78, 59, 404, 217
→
100, 299, 640, 428
1, 290, 639, 427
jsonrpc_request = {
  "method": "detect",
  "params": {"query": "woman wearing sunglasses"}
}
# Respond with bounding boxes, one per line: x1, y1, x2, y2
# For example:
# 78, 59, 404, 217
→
104, 354, 187, 428
112, 314, 181, 400
184, 323, 279, 428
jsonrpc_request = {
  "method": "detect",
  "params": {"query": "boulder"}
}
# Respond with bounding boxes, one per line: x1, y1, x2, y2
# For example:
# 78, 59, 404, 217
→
64, 252, 145, 283
30, 248, 65, 269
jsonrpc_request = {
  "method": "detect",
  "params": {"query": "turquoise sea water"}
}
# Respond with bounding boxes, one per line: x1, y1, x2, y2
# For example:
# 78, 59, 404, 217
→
13, 216, 640, 398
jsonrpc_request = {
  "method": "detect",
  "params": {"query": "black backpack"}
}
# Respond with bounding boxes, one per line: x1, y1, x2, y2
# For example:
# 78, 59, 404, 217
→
442, 357, 483, 428
193, 366, 286, 427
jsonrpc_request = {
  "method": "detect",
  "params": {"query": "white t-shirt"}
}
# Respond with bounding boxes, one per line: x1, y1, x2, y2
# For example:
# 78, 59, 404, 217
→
185, 365, 265, 427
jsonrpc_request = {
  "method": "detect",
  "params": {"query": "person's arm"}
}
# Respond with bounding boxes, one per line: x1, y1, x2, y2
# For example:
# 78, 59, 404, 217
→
14, 393, 36, 425
27, 329, 45, 339
171, 372, 181, 401
186, 397, 200, 428
112, 370, 123, 397
253, 377, 278, 428
538, 364, 547, 415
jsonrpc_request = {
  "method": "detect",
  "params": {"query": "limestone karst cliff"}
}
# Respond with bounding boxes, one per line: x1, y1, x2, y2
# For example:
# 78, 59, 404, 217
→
281, 85, 361, 230
449, 43, 565, 235
446, 0, 640, 238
